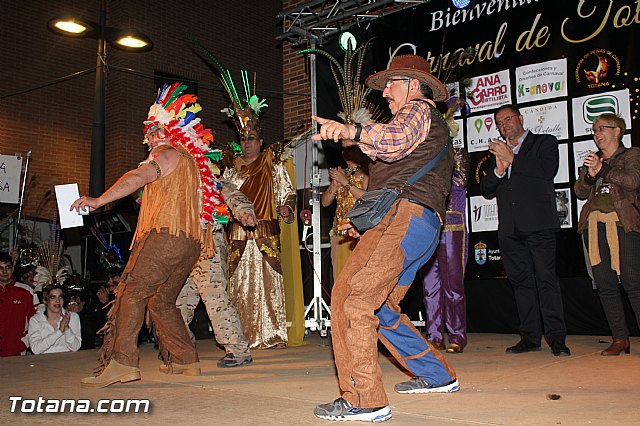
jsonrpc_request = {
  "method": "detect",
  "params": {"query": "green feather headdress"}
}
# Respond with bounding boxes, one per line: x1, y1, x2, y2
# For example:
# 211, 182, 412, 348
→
195, 43, 268, 137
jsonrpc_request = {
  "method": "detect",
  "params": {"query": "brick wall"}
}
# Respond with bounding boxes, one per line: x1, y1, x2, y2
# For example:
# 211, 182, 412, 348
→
281, 0, 312, 140
0, 0, 284, 220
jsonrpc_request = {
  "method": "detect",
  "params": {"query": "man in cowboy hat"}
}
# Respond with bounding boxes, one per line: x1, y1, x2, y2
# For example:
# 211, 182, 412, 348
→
312, 54, 458, 422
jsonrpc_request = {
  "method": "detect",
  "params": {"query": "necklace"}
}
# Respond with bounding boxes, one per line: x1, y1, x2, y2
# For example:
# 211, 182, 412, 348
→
345, 165, 361, 176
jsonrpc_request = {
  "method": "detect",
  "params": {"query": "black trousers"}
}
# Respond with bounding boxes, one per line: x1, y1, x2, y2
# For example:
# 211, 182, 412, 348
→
499, 228, 566, 343
584, 223, 640, 339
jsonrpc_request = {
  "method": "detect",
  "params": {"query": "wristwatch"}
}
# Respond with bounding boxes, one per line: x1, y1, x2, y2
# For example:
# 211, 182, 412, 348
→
353, 123, 362, 142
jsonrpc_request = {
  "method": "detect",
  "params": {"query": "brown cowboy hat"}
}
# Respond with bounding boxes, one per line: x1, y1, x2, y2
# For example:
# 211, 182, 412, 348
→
365, 54, 448, 101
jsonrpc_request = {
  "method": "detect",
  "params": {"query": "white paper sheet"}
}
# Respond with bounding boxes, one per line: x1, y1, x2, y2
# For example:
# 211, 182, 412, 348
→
54, 183, 85, 229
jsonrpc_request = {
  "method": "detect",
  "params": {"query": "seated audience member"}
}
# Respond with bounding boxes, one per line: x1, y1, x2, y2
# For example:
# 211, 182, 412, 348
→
575, 113, 640, 356
16, 264, 40, 305
93, 270, 153, 345
93, 270, 120, 332
0, 251, 37, 356
67, 290, 99, 350
28, 285, 81, 354
18, 264, 37, 287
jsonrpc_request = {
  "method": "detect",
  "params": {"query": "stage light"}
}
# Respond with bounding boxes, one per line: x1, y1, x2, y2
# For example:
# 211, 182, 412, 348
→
339, 31, 357, 51
452, 0, 471, 8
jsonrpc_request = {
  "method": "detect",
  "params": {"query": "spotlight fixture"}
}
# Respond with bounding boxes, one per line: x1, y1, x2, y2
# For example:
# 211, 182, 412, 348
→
452, 0, 471, 8
338, 31, 357, 51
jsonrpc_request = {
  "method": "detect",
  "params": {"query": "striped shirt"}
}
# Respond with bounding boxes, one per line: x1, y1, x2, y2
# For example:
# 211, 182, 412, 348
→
360, 99, 433, 162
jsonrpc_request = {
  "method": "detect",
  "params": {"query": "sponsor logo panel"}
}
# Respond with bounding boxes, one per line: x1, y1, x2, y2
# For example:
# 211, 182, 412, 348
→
516, 58, 568, 104
466, 70, 512, 114
572, 89, 632, 137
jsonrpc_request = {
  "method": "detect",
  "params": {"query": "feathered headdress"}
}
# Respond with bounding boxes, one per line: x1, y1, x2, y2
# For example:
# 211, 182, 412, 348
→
144, 82, 231, 225
33, 213, 70, 292
195, 45, 268, 138
300, 38, 382, 125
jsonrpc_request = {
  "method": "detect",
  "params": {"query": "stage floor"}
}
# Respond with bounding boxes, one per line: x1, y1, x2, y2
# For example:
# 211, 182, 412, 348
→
1, 333, 639, 425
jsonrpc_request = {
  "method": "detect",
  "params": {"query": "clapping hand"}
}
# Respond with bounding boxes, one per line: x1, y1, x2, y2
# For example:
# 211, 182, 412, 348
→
59, 311, 71, 332
583, 150, 603, 177
328, 167, 349, 186
96, 286, 110, 305
488, 138, 513, 175
67, 301, 81, 313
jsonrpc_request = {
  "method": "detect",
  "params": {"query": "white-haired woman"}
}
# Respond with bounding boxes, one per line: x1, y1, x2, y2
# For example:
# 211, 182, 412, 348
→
575, 113, 640, 356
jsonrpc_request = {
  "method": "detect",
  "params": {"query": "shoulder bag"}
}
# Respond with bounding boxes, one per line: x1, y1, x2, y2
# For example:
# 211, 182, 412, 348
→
344, 144, 448, 233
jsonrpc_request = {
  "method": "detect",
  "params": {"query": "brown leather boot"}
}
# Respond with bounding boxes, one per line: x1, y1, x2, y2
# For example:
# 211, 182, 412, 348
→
446, 343, 464, 353
81, 360, 141, 388
601, 338, 630, 356
159, 362, 201, 376
428, 340, 446, 350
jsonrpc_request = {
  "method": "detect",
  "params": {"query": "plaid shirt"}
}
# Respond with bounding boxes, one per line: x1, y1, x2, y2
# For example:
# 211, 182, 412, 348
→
360, 99, 433, 162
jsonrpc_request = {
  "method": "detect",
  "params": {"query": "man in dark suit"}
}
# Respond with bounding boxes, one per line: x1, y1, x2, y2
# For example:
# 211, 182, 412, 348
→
480, 104, 570, 356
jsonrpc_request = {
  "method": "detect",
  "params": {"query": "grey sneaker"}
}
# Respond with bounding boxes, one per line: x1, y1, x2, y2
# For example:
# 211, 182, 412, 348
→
314, 397, 391, 422
394, 377, 460, 394
217, 353, 253, 368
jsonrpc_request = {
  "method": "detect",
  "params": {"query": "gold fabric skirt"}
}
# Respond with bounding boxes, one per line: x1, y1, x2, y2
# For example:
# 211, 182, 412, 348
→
229, 240, 288, 349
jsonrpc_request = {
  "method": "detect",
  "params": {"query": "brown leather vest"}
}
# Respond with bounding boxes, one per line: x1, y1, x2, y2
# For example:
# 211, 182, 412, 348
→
132, 145, 212, 255
368, 105, 454, 220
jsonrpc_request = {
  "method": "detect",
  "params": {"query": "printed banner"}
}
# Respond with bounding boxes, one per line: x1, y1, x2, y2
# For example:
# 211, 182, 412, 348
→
469, 195, 499, 233
521, 101, 569, 141
571, 89, 632, 137
555, 143, 569, 184
576, 198, 587, 222
466, 69, 512, 114
515, 58, 568, 104
466, 112, 501, 153
555, 188, 572, 229
466, 233, 505, 279
452, 118, 465, 149
0, 154, 23, 204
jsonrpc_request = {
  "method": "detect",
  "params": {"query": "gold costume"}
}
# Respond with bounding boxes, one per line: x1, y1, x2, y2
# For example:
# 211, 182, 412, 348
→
223, 150, 296, 348
330, 172, 365, 280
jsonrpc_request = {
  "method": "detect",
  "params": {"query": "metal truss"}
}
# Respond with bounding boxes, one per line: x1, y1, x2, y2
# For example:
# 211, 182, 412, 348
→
277, 0, 431, 46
